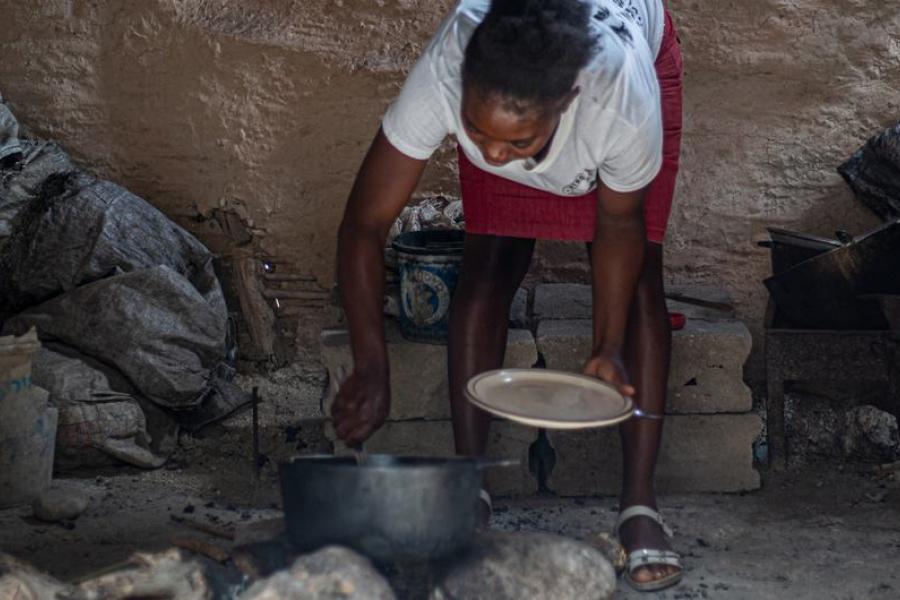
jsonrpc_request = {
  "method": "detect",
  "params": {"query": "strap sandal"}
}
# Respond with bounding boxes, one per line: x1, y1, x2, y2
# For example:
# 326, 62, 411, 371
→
615, 505, 684, 592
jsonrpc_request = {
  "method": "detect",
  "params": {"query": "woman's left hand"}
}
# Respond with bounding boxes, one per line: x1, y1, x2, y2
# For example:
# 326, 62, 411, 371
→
583, 350, 636, 397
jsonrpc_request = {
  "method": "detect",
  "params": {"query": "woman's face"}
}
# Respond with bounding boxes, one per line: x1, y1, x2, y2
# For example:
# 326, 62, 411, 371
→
461, 87, 576, 167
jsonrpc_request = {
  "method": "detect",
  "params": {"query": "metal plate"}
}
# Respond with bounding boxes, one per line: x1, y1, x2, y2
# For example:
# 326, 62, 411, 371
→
465, 369, 634, 430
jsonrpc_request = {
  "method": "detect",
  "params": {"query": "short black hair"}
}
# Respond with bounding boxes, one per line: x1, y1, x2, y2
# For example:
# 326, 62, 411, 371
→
462, 0, 597, 112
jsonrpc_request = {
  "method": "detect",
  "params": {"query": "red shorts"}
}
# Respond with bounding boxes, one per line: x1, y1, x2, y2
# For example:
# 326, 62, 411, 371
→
459, 11, 684, 244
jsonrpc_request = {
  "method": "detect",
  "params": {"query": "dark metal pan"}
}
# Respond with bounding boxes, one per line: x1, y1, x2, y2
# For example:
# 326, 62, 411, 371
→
279, 454, 515, 562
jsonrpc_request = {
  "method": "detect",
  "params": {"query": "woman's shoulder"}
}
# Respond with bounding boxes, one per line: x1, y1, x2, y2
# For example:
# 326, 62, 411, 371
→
423, 0, 488, 66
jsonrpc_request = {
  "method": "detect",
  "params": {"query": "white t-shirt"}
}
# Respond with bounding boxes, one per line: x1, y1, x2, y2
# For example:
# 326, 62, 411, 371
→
382, 0, 665, 195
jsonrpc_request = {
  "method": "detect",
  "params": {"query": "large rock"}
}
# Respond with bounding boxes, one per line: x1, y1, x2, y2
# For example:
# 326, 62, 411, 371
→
240, 546, 395, 600
321, 323, 538, 421
331, 420, 538, 497
536, 318, 753, 414
842, 405, 900, 462
548, 414, 762, 494
431, 531, 616, 600
0, 553, 71, 600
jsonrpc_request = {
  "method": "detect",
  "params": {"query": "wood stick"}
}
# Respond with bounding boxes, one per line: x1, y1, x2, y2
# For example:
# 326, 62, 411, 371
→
170, 515, 236, 540
261, 289, 328, 300
171, 537, 231, 563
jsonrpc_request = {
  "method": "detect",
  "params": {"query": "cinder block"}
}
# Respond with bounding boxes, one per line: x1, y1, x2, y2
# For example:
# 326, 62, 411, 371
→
547, 414, 762, 495
533, 283, 735, 322
536, 319, 753, 414
534, 284, 593, 321
321, 323, 538, 421
332, 420, 538, 498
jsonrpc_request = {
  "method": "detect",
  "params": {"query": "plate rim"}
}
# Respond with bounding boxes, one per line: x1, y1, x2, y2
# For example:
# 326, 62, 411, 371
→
464, 368, 634, 429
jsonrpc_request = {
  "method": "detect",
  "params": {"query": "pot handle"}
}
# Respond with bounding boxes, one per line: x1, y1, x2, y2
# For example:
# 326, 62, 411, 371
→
475, 458, 520, 469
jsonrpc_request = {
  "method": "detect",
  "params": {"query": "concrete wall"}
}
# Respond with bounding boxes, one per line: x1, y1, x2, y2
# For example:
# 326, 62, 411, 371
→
1, 1, 897, 376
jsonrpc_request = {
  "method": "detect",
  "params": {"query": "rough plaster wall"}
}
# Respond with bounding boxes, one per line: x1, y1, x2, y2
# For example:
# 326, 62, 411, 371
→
0, 0, 897, 378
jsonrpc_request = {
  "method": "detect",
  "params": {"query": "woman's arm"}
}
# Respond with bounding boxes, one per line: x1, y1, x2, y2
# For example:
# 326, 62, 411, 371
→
583, 183, 646, 396
333, 128, 428, 444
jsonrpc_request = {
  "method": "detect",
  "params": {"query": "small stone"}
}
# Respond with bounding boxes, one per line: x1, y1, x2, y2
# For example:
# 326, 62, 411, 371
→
431, 531, 616, 600
32, 482, 89, 522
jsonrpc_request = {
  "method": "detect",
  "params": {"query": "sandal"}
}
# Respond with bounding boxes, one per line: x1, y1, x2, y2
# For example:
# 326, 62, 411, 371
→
615, 505, 683, 592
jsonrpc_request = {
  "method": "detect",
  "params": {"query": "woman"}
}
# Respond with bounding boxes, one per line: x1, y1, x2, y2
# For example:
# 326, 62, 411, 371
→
333, 0, 684, 592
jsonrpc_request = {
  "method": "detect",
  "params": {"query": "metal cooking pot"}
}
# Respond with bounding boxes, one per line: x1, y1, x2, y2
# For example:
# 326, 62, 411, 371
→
279, 454, 513, 562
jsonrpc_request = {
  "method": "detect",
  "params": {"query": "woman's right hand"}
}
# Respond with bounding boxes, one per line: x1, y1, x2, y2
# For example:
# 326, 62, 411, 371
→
331, 367, 391, 446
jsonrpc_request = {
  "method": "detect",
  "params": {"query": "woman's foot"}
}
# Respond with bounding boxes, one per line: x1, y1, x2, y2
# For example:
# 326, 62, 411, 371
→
616, 504, 683, 591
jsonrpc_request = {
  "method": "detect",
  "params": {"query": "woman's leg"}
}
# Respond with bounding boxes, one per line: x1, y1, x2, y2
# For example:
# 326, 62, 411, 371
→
618, 241, 679, 583
448, 233, 535, 456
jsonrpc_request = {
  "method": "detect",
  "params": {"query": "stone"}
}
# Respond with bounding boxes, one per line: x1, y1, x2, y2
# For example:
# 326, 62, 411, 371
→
77, 549, 212, 600
431, 531, 616, 600
547, 414, 762, 495
534, 284, 593, 321
533, 283, 735, 322
841, 405, 900, 462
0, 553, 71, 600
332, 420, 538, 497
321, 323, 538, 421
240, 546, 396, 600
536, 318, 753, 414
32, 481, 90, 522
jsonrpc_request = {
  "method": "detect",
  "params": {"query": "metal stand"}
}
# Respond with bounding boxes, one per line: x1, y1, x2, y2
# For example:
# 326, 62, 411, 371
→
764, 299, 896, 469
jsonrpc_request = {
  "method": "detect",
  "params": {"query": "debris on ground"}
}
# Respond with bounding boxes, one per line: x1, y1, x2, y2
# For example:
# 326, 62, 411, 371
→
842, 405, 900, 462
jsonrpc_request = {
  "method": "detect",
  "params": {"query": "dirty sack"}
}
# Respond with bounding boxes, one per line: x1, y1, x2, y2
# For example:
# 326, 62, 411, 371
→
839, 121, 900, 220
0, 151, 246, 437
0, 172, 221, 317
0, 140, 74, 246
0, 93, 21, 162
32, 343, 178, 470
388, 195, 463, 241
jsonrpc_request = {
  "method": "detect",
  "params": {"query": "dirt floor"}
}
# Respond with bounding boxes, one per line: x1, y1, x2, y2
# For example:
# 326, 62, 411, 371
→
1, 438, 898, 600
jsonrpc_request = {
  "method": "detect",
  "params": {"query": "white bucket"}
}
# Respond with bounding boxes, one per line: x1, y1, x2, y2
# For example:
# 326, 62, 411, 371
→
0, 328, 58, 508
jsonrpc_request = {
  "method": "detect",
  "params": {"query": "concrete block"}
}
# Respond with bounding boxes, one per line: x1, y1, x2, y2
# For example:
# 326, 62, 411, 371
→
547, 414, 762, 495
333, 420, 538, 498
533, 283, 735, 322
510, 288, 529, 327
667, 319, 753, 413
536, 319, 753, 414
534, 284, 592, 321
321, 323, 538, 421
328, 286, 528, 327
